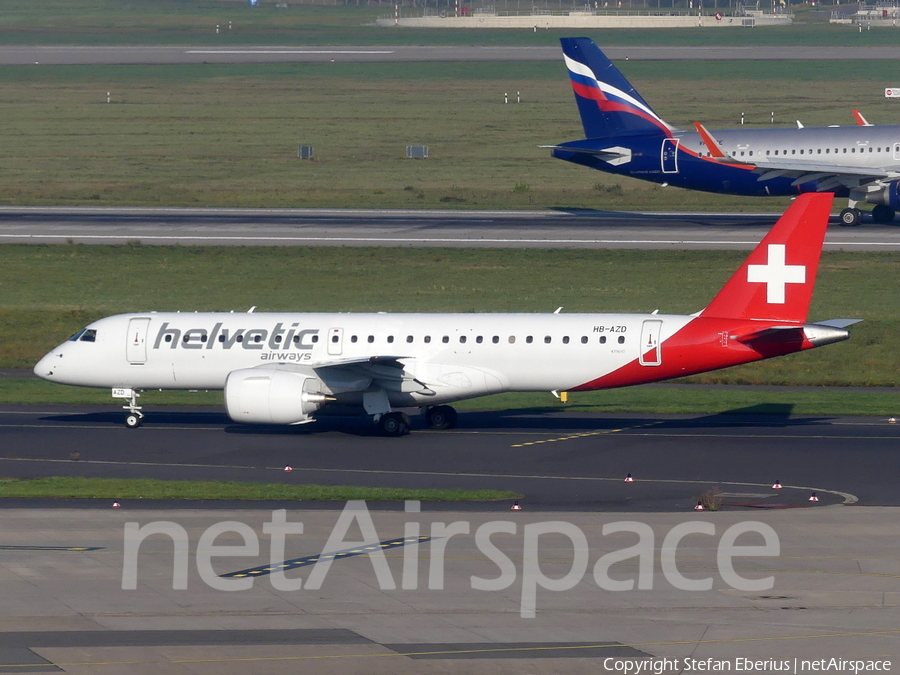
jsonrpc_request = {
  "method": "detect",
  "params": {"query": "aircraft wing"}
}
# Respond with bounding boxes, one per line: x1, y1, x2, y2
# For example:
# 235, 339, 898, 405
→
257, 356, 435, 395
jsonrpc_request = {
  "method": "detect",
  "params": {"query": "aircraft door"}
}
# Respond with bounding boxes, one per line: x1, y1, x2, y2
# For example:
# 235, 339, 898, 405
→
661, 138, 679, 174
126, 318, 151, 364
327, 327, 344, 356
638, 320, 662, 366
893, 143, 900, 161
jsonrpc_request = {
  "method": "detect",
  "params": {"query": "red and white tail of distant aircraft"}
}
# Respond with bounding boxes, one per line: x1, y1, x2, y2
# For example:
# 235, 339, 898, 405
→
35, 193, 857, 436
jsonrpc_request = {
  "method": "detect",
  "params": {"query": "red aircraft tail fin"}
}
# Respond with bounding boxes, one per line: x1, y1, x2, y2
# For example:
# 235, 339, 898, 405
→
701, 193, 833, 323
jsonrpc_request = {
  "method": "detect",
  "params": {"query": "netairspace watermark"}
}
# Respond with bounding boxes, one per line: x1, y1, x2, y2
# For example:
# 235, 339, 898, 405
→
604, 658, 892, 674
122, 500, 783, 618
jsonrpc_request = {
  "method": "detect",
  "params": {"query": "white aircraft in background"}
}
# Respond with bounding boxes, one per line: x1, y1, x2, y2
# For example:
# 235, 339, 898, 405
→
35, 193, 856, 436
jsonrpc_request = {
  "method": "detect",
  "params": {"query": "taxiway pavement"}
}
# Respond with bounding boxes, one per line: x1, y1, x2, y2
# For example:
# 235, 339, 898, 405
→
1, 404, 896, 510
0, 506, 898, 673
2, 206, 899, 250
6, 45, 900, 65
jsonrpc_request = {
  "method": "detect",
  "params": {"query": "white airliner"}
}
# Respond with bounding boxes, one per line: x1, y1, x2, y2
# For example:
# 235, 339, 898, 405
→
34, 194, 855, 436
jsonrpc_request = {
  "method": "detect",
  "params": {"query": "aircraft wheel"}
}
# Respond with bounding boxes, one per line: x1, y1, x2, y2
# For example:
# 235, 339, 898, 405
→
839, 208, 861, 227
379, 412, 410, 437
425, 405, 457, 430
125, 414, 143, 429
871, 205, 896, 224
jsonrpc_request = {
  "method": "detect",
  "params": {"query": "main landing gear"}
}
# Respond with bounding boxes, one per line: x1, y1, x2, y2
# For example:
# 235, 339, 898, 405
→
379, 411, 411, 437
839, 205, 897, 227
839, 207, 862, 227
376, 405, 458, 436
424, 405, 458, 430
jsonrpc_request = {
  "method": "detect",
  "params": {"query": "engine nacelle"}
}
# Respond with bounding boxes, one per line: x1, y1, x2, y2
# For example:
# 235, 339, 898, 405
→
865, 180, 900, 210
224, 368, 330, 425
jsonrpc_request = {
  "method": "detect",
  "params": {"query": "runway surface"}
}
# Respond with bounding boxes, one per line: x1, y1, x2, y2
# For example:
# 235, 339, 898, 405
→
7, 45, 900, 65
2, 206, 899, 250
1, 403, 896, 510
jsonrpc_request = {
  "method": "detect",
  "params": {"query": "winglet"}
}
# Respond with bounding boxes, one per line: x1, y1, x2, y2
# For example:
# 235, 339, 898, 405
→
693, 121, 730, 159
852, 110, 872, 126
701, 193, 834, 323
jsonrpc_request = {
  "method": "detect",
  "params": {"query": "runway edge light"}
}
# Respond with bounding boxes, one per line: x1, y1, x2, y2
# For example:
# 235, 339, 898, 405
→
694, 501, 705, 511
773, 480, 782, 490
112, 502, 121, 509
809, 492, 819, 503
284, 466, 293, 472
624, 473, 634, 483
511, 501, 522, 511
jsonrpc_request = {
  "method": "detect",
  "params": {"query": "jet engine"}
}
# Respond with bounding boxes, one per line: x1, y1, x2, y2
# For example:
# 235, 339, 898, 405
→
224, 368, 331, 425
865, 180, 900, 210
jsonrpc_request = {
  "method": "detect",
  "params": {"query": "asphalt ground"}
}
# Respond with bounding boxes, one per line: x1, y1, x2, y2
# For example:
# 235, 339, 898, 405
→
1, 403, 897, 510
2, 206, 899, 250
7, 45, 900, 65
0, 506, 898, 672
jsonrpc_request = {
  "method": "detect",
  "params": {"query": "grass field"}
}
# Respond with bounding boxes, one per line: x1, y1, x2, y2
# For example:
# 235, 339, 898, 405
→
0, 476, 519, 501
2, 245, 896, 398
1, 0, 895, 47
3, 60, 899, 210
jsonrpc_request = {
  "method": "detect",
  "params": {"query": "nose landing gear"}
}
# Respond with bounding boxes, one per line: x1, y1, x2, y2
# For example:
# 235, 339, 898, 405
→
115, 388, 144, 428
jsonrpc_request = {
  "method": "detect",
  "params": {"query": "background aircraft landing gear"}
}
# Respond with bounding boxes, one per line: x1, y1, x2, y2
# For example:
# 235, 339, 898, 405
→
839, 208, 861, 227
125, 413, 143, 429
425, 405, 458, 430
379, 411, 411, 437
871, 204, 896, 224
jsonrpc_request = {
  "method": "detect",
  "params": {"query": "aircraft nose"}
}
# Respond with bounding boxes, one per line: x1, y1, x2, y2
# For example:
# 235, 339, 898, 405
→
33, 350, 60, 380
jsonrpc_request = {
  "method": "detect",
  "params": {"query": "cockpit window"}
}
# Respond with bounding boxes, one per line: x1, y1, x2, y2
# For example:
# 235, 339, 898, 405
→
68, 329, 86, 342
79, 329, 97, 343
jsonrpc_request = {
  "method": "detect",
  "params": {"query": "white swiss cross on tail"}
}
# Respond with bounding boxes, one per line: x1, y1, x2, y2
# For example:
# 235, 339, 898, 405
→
701, 193, 833, 323
746, 244, 806, 304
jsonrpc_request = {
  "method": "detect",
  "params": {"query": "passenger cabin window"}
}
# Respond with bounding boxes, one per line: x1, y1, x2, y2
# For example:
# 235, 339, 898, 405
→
424, 336, 431, 344
492, 336, 499, 344
406, 335, 413, 343
526, 336, 534, 344
544, 336, 552, 344
618, 336, 625, 344
600, 336, 607, 344
351, 335, 358, 343
508, 336, 516, 344
368, 335, 375, 343
459, 335, 467, 344
311, 335, 319, 343
79, 329, 97, 342
442, 336, 449, 344
581, 336, 588, 344
331, 335, 339, 343
562, 336, 570, 344
387, 336, 394, 343
476, 336, 483, 344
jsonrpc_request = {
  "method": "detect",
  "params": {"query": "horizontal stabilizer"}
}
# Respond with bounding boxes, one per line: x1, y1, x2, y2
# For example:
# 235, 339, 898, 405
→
816, 319, 863, 329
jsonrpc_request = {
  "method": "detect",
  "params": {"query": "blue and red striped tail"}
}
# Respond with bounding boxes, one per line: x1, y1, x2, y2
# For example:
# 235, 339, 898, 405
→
560, 37, 672, 139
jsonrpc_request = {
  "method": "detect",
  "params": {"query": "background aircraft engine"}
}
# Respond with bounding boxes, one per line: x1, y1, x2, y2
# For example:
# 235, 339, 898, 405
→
224, 368, 330, 425
865, 180, 900, 210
